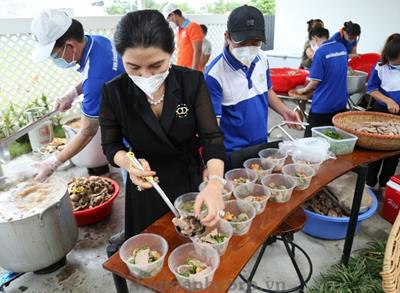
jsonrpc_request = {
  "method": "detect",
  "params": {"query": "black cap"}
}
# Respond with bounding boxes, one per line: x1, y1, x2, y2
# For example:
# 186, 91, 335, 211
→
227, 5, 265, 43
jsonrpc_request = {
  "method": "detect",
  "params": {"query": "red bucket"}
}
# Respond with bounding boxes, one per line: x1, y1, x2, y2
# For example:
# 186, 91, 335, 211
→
73, 177, 120, 226
382, 175, 400, 224
348, 53, 381, 79
270, 68, 309, 93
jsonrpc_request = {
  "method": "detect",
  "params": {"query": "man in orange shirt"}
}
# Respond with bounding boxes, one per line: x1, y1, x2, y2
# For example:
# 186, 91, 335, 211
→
163, 3, 203, 71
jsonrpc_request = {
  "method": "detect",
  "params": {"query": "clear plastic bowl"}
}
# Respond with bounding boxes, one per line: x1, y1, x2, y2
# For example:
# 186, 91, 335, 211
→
292, 153, 323, 174
119, 233, 168, 279
258, 148, 288, 172
243, 158, 275, 182
191, 219, 233, 256
223, 200, 256, 235
261, 174, 296, 203
168, 243, 220, 291
198, 181, 234, 201
174, 192, 205, 217
282, 164, 315, 191
233, 184, 270, 214
224, 168, 258, 188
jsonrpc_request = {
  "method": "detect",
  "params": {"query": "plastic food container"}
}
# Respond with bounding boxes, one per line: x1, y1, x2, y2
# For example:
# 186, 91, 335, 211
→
198, 181, 234, 201
243, 158, 275, 182
261, 174, 296, 203
73, 177, 120, 226
311, 126, 358, 155
258, 148, 288, 172
224, 168, 258, 188
168, 243, 220, 291
233, 184, 270, 214
269, 68, 309, 92
191, 219, 233, 256
282, 164, 315, 191
119, 233, 168, 279
223, 200, 256, 235
292, 153, 323, 174
303, 189, 378, 239
174, 192, 205, 217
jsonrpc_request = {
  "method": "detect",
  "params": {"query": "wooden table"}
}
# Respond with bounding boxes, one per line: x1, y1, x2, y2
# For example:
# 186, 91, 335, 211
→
104, 148, 400, 293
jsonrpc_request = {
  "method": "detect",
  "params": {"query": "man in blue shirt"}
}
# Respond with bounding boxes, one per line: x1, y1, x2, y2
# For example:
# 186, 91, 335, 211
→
31, 9, 125, 181
205, 5, 300, 167
297, 27, 348, 137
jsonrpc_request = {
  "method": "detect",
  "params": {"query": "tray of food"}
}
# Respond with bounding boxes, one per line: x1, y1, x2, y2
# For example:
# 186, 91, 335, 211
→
311, 126, 358, 155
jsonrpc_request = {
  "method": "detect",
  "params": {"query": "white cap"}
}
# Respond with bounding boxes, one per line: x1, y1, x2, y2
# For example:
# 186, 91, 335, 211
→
31, 9, 72, 62
162, 3, 178, 19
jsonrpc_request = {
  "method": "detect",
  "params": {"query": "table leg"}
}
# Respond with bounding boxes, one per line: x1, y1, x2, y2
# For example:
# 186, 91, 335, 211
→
341, 164, 367, 266
106, 243, 129, 293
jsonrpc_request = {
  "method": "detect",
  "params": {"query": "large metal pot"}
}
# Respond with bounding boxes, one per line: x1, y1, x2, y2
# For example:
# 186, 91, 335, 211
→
347, 70, 368, 95
61, 116, 108, 168
0, 177, 78, 272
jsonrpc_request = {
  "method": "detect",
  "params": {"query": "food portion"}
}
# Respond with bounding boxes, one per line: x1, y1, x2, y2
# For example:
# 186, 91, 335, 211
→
323, 130, 343, 140
0, 177, 65, 222
292, 171, 311, 189
177, 258, 212, 278
233, 177, 250, 184
249, 163, 263, 171
223, 211, 249, 222
266, 182, 292, 202
303, 190, 346, 217
179, 200, 207, 214
39, 138, 66, 155
68, 176, 114, 211
194, 229, 228, 244
172, 216, 205, 237
128, 246, 161, 265
242, 194, 268, 203
355, 122, 400, 136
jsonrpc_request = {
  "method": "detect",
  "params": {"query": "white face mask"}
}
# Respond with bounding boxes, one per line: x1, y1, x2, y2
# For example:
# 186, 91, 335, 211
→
231, 46, 260, 67
129, 69, 169, 99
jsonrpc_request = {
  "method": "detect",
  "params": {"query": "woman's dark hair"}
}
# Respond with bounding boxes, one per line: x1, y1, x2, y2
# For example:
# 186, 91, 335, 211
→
200, 24, 208, 35
309, 27, 329, 40
55, 19, 84, 48
306, 19, 324, 33
114, 10, 175, 55
343, 21, 361, 37
381, 33, 400, 65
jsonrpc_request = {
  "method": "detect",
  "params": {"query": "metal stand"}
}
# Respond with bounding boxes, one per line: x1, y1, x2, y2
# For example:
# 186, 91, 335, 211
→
106, 243, 129, 293
341, 164, 368, 266
239, 234, 313, 293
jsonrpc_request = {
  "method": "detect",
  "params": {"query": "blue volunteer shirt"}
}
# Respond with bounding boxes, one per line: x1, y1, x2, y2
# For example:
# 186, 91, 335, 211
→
205, 47, 272, 153
309, 40, 348, 114
330, 31, 357, 54
77, 35, 125, 118
368, 62, 400, 106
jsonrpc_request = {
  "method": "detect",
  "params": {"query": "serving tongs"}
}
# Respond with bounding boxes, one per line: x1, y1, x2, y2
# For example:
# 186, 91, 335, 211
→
126, 151, 205, 236
268, 121, 309, 142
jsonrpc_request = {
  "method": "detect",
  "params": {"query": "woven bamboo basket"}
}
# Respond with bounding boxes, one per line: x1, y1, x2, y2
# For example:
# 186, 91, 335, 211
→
381, 213, 400, 292
332, 112, 400, 151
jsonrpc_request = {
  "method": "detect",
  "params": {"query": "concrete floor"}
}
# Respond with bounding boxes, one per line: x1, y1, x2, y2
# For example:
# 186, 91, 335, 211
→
0, 100, 394, 293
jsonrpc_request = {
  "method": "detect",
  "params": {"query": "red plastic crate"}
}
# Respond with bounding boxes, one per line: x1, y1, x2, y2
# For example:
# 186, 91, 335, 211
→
382, 175, 400, 224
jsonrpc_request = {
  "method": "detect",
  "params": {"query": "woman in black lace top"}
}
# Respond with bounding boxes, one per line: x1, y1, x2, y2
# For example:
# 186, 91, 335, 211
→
99, 10, 226, 239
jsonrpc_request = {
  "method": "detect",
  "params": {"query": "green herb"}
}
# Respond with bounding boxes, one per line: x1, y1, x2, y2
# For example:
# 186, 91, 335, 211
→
211, 232, 228, 243
323, 130, 343, 140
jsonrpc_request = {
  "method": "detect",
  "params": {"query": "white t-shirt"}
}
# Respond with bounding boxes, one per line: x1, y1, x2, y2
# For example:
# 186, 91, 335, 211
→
202, 38, 212, 55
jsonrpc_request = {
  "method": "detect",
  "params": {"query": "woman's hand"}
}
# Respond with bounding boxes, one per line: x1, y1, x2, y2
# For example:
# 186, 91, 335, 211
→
282, 109, 302, 129
194, 180, 225, 227
386, 99, 400, 114
127, 158, 157, 190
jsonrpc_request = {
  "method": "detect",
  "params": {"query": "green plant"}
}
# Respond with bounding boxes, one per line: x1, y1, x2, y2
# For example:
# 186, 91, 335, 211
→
307, 241, 386, 293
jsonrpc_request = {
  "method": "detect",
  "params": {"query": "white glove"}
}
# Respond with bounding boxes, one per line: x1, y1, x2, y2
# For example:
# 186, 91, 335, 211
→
34, 155, 63, 182
55, 87, 79, 112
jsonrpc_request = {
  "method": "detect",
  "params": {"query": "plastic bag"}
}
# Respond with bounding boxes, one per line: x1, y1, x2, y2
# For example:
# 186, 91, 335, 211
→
279, 137, 336, 162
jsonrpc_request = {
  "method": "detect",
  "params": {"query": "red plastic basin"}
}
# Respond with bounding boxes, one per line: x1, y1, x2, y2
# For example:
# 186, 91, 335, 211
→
73, 177, 120, 226
270, 68, 309, 93
348, 53, 381, 79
